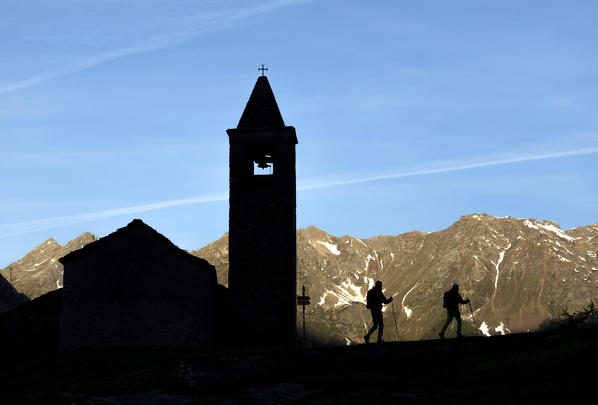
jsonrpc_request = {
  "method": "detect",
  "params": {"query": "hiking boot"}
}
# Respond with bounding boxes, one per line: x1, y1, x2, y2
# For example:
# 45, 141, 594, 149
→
438, 332, 445, 339
364, 334, 370, 344
376, 338, 384, 344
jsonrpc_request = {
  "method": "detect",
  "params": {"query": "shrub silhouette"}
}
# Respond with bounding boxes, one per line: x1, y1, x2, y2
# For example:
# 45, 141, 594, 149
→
539, 301, 598, 331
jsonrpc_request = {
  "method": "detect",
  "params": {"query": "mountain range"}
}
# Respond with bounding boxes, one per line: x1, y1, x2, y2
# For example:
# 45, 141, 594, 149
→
2, 214, 597, 345
0, 233, 97, 311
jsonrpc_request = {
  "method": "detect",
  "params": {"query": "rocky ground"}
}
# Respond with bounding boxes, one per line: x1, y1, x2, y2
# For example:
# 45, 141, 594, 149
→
1, 325, 596, 404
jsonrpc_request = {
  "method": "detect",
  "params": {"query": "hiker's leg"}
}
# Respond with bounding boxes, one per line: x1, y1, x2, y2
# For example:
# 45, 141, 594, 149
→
367, 310, 379, 336
440, 310, 454, 334
377, 315, 384, 342
455, 310, 463, 336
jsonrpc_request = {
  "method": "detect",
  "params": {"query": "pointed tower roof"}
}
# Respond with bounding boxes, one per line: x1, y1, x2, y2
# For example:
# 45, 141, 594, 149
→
237, 76, 285, 129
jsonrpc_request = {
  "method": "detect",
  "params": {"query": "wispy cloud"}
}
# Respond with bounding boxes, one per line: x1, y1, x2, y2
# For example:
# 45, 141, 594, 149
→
0, 43, 166, 95
1, 146, 597, 239
0, 0, 312, 95
0, 194, 227, 239
297, 146, 598, 191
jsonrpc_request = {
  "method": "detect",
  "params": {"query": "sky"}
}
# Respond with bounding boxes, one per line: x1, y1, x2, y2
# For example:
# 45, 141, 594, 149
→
1, 0, 598, 268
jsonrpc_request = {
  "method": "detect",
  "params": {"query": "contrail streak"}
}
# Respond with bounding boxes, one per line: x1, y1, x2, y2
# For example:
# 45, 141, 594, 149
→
0, 194, 227, 239
0, 42, 170, 95
0, 0, 312, 95
297, 147, 598, 191
1, 146, 596, 239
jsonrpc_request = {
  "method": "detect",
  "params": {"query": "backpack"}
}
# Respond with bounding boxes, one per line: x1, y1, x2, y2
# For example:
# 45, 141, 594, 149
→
442, 291, 449, 308
366, 289, 372, 309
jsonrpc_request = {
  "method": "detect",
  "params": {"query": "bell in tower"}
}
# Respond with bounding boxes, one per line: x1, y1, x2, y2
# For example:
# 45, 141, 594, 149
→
227, 72, 298, 346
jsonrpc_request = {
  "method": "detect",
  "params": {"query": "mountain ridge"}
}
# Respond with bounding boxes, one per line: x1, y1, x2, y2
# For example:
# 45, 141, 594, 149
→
0, 233, 98, 308
193, 213, 598, 344
2, 214, 597, 345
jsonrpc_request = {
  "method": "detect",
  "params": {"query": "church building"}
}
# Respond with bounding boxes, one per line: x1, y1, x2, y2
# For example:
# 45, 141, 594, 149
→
58, 73, 297, 350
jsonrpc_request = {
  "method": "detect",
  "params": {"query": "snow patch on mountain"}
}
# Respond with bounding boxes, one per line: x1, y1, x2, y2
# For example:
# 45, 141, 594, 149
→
523, 220, 575, 241
363, 254, 375, 271
523, 220, 540, 231
34, 258, 49, 267
319, 277, 369, 308
319, 259, 327, 271
316, 240, 341, 255
479, 321, 491, 337
491, 243, 511, 298
495, 322, 509, 335
402, 283, 418, 318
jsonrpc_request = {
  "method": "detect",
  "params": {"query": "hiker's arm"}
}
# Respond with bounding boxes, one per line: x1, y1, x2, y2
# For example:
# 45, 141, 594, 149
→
383, 295, 393, 304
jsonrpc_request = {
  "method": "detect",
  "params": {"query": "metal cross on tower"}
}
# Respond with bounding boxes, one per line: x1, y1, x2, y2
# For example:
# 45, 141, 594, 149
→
258, 64, 268, 76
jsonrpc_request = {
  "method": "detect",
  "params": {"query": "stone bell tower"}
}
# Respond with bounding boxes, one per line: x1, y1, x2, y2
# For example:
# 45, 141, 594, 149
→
227, 73, 297, 346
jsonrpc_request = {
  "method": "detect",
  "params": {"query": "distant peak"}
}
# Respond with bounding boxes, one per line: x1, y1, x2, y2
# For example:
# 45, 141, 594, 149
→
35, 238, 61, 249
462, 213, 490, 219
237, 76, 285, 129
73, 232, 99, 242
301, 225, 329, 236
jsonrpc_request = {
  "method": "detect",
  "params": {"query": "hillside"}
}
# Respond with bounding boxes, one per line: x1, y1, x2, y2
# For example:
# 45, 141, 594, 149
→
2, 214, 597, 345
194, 214, 598, 344
0, 233, 97, 310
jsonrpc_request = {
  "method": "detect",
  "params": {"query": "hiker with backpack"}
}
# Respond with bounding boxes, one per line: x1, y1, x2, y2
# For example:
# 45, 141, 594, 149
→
364, 280, 393, 343
439, 283, 470, 339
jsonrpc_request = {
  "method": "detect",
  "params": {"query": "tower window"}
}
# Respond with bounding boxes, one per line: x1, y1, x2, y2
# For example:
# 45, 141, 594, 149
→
253, 154, 274, 175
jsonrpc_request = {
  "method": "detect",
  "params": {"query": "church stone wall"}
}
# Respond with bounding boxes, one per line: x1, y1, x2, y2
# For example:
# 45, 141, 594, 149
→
60, 225, 215, 351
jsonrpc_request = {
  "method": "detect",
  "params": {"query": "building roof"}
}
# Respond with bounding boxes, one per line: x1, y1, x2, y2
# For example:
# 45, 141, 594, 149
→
59, 219, 213, 269
237, 76, 285, 129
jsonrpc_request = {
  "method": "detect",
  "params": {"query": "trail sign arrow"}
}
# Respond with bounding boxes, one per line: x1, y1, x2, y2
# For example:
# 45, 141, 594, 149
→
297, 296, 310, 305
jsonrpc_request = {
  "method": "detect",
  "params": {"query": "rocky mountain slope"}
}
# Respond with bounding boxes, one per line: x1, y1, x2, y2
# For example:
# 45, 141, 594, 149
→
2, 214, 597, 346
194, 214, 598, 345
0, 233, 97, 311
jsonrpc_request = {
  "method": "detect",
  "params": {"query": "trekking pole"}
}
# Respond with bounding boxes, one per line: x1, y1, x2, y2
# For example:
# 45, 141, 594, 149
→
469, 302, 479, 337
391, 301, 400, 341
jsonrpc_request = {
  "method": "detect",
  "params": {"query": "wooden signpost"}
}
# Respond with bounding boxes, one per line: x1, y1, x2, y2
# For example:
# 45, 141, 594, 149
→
297, 285, 310, 348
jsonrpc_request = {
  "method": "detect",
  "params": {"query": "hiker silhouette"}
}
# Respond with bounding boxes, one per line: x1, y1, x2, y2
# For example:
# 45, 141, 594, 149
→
364, 280, 393, 343
439, 283, 470, 339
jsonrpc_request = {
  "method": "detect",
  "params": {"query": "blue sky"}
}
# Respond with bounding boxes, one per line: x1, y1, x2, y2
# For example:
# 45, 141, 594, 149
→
1, 0, 597, 267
